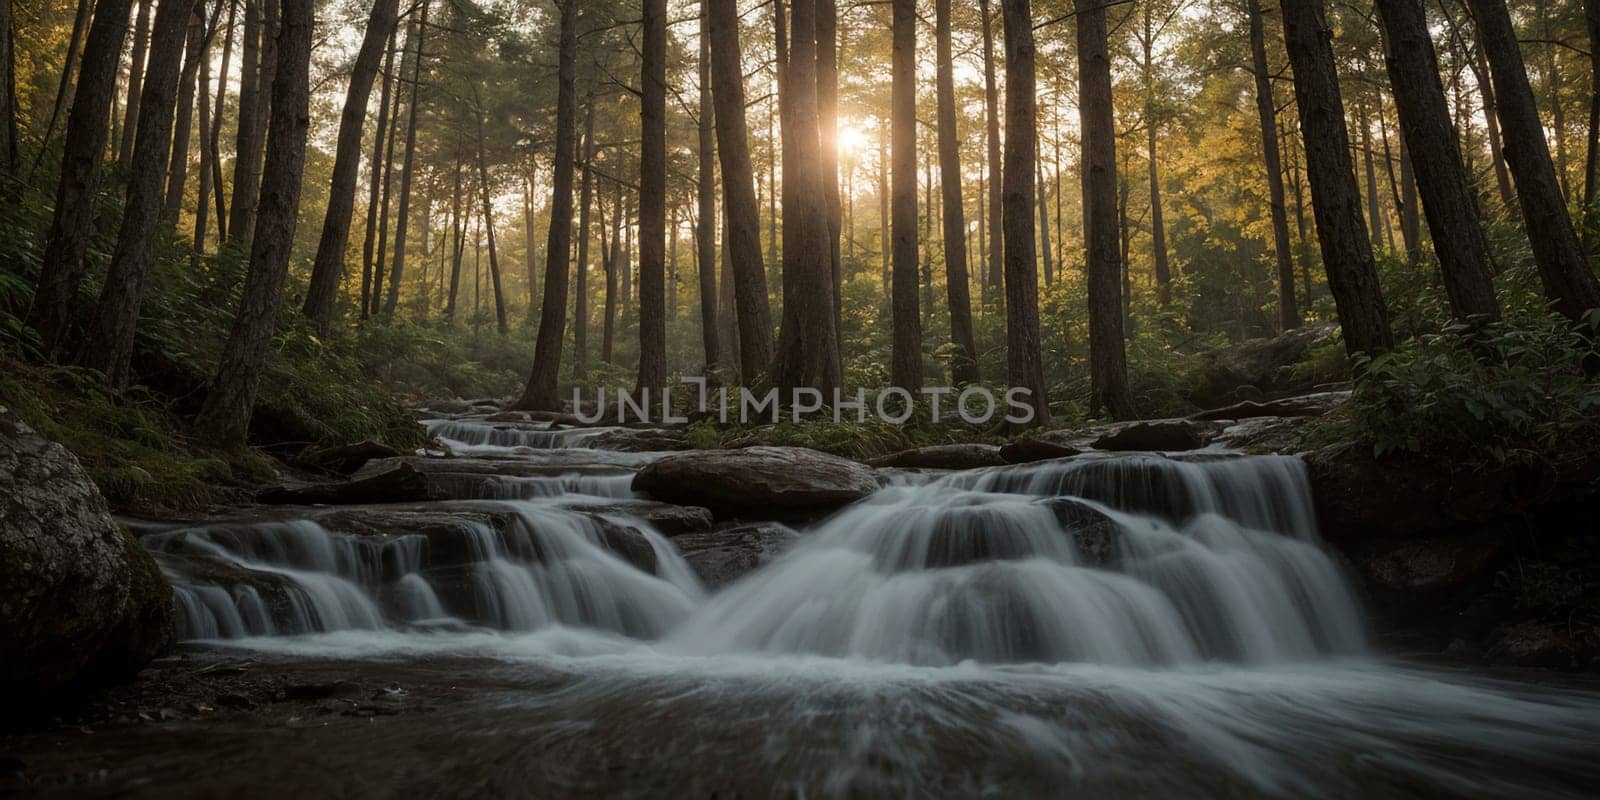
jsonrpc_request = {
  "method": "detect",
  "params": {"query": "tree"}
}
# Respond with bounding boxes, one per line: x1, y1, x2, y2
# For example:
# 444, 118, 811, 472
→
360, 29, 398, 318
77, 0, 193, 388
1467, 0, 1600, 322
513, 0, 578, 411
696, 12, 720, 374
117, 0, 151, 168
1246, 0, 1300, 332
194, 0, 312, 446
206, 0, 237, 241
228, 0, 277, 247
161, 1, 207, 223
1000, 0, 1048, 427
1375, 0, 1500, 319
0, 0, 13, 180
476, 94, 508, 335
303, 0, 402, 331
935, 0, 978, 385
25, 0, 132, 360
1078, 0, 1135, 420
889, 0, 921, 391
818, 0, 842, 342
573, 105, 595, 379
979, 0, 1004, 303
1280, 0, 1394, 356
383, 0, 430, 315
1136, 1, 1172, 309
637, 0, 667, 392
707, 0, 774, 383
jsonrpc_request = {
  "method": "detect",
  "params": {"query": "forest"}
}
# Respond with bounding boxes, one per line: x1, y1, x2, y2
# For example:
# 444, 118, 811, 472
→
4, 0, 1600, 795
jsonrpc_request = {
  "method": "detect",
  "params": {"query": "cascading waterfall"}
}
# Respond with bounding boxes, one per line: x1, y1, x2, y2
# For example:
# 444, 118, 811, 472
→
426, 418, 612, 453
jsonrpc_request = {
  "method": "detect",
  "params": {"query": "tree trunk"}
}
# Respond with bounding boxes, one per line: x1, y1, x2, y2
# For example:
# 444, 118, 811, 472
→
513, 0, 577, 411
303, 0, 401, 330
1584, 0, 1600, 247
524, 162, 539, 314
162, 2, 205, 223
1246, 0, 1300, 332
1376, 0, 1501, 319
1357, 98, 1383, 254
1035, 155, 1053, 285
25, 0, 131, 360
383, 1, 428, 314
370, 59, 401, 316
1141, 6, 1171, 308
228, 0, 275, 246
573, 107, 594, 379
208, 0, 235, 241
1280, 0, 1394, 356
476, 104, 508, 335
636, 0, 668, 392
602, 184, 618, 364
31, 0, 92, 176
194, 0, 311, 447
78, 0, 198, 388
770, 0, 843, 391
193, 3, 214, 251
1468, 0, 1600, 321
446, 152, 463, 319
696, 11, 720, 374
934, 0, 978, 385
818, 0, 842, 346
708, 0, 774, 382
1077, 0, 1134, 419
1000, 0, 1049, 427
979, 0, 1004, 305
888, 0, 921, 391
117, 0, 150, 169
0, 0, 14, 179
360, 31, 398, 319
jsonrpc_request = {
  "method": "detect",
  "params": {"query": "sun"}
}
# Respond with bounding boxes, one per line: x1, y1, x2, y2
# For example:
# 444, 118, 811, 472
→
837, 123, 868, 158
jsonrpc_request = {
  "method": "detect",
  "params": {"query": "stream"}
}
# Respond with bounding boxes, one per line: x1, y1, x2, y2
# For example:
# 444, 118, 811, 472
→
10, 410, 1600, 797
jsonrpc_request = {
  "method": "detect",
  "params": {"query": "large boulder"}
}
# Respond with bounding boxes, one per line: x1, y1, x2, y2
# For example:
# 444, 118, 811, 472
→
868, 444, 1006, 471
1092, 420, 1221, 452
673, 523, 801, 588
0, 408, 173, 698
633, 446, 881, 517
258, 462, 437, 505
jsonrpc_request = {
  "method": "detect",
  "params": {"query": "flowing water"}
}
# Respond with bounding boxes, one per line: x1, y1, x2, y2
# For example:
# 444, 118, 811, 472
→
133, 415, 1600, 797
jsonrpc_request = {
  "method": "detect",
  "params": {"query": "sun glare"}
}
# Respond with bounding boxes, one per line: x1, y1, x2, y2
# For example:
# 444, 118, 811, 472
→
837, 123, 868, 157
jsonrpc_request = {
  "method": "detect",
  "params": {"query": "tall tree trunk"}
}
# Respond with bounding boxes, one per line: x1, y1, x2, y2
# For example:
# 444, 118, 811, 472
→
31, 0, 92, 176
1077, 0, 1134, 419
1468, 40, 1517, 211
636, 0, 668, 392
303, 0, 401, 329
1469, 0, 1600, 321
1376, 0, 1500, 319
207, 0, 235, 241
25, 0, 130, 359
1584, 0, 1600, 248
1000, 0, 1048, 427
446, 152, 463, 319
1035, 155, 1053, 285
888, 0, 921, 391
360, 32, 398, 319
935, 0, 978, 385
193, 5, 214, 251
0, 0, 14, 180
383, 0, 429, 314
524, 162, 539, 314
1356, 98, 1383, 254
514, 0, 577, 410
708, 0, 775, 381
476, 106, 508, 335
370, 61, 401, 316
696, 11, 720, 374
117, 0, 150, 168
1280, 0, 1394, 355
771, 0, 843, 391
227, 0, 274, 246
162, 2, 205, 223
1246, 0, 1300, 331
818, 0, 842, 345
979, 0, 1003, 305
78, 0, 194, 388
602, 184, 618, 364
1141, 5, 1171, 308
573, 107, 594, 379
1398, 138, 1421, 263
195, 0, 311, 446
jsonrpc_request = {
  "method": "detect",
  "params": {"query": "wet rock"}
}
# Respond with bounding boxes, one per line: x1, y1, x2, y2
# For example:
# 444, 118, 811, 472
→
1190, 322, 1339, 408
1355, 533, 1506, 601
312, 506, 520, 569
1188, 391, 1350, 422
1486, 622, 1582, 669
483, 411, 530, 423
1092, 420, 1220, 452
673, 523, 801, 588
0, 407, 173, 698
633, 447, 881, 517
584, 427, 690, 452
566, 501, 714, 536
258, 463, 437, 506
592, 521, 660, 575
1042, 498, 1121, 566
868, 444, 1006, 471
293, 441, 401, 475
999, 438, 1083, 465
1210, 415, 1311, 453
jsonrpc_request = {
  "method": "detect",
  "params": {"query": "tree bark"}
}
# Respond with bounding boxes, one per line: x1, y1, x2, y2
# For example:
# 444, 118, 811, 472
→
513, 0, 577, 411
934, 0, 978, 385
360, 31, 398, 319
303, 0, 401, 330
708, 0, 774, 382
227, 0, 275, 246
889, 0, 921, 391
31, 0, 92, 176
193, 2, 215, 251
1246, 0, 1300, 332
207, 0, 235, 241
818, 0, 842, 345
78, 0, 197, 388
162, 2, 206, 223
1035, 153, 1053, 285
117, 0, 150, 169
636, 0, 668, 392
1357, 98, 1383, 254
696, 11, 720, 374
1000, 0, 1048, 427
383, 0, 429, 314
1468, 0, 1600, 321
1280, 0, 1394, 356
476, 102, 507, 335
1584, 0, 1600, 247
1077, 0, 1134, 419
979, 0, 1004, 305
573, 106, 594, 379
602, 183, 618, 364
446, 151, 463, 319
1141, 6, 1171, 309
25, 0, 131, 360
0, 0, 14, 179
1376, 0, 1501, 319
194, 0, 311, 447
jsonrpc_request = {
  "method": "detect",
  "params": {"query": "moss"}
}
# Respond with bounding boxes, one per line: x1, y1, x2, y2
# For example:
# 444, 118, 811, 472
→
78, 529, 174, 688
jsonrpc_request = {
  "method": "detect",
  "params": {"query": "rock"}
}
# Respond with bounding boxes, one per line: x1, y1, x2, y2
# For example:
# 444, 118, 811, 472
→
0, 407, 173, 698
484, 411, 530, 423
632, 447, 881, 517
1190, 322, 1339, 408
1210, 416, 1311, 453
565, 501, 714, 536
591, 520, 660, 575
1355, 533, 1506, 601
673, 523, 801, 588
1042, 498, 1122, 566
1485, 622, 1582, 669
1188, 391, 1351, 422
293, 440, 401, 475
868, 444, 1006, 471
1000, 439, 1083, 465
585, 427, 690, 452
258, 463, 437, 506
1092, 420, 1219, 452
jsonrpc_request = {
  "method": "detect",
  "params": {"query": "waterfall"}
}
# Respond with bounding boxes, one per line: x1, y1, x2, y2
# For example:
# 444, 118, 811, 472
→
426, 419, 612, 453
667, 456, 1364, 666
